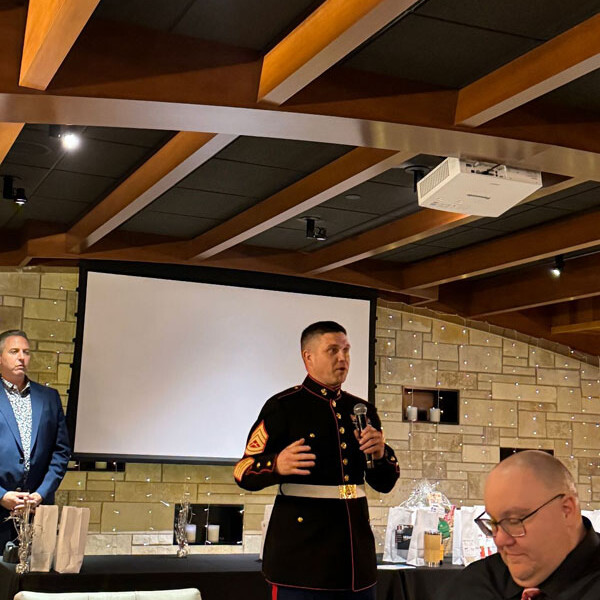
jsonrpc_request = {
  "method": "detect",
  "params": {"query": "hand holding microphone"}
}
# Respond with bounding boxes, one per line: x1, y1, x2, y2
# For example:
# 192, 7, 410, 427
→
354, 404, 385, 469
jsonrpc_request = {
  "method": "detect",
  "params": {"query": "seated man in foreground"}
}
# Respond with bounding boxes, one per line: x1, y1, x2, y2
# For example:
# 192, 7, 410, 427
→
438, 450, 600, 599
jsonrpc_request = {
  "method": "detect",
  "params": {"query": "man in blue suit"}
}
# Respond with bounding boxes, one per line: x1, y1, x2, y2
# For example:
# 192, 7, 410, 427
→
0, 330, 71, 548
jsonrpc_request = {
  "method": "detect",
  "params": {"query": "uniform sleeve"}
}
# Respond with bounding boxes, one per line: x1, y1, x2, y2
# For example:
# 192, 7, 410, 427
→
364, 403, 399, 493
233, 399, 286, 491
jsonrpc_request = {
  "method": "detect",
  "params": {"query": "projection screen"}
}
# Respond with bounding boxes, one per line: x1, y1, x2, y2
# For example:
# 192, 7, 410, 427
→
68, 263, 376, 463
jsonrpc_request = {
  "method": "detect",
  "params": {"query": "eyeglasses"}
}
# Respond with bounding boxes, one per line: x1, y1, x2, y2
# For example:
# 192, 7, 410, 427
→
475, 493, 565, 538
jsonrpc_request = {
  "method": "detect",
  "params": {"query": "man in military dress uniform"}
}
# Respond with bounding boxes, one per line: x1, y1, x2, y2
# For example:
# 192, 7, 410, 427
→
234, 321, 399, 599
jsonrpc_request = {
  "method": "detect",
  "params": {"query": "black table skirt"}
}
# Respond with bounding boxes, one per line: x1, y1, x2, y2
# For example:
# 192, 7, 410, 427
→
0, 555, 463, 600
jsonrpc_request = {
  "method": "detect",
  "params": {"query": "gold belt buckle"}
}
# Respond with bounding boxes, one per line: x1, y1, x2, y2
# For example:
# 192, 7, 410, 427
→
339, 484, 357, 499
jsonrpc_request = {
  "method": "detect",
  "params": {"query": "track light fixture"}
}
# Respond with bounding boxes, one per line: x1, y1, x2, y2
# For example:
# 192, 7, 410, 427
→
550, 255, 564, 277
304, 217, 327, 241
49, 124, 81, 151
2, 175, 27, 206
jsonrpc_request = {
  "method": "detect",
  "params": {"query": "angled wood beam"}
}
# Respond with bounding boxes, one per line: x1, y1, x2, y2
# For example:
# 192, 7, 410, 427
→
1, 7, 600, 173
302, 210, 477, 275
441, 252, 600, 318
551, 297, 600, 334
552, 320, 600, 335
394, 179, 595, 291
455, 14, 600, 126
302, 176, 578, 282
487, 309, 600, 356
258, 0, 419, 104
67, 132, 236, 253
20, 0, 101, 90
185, 147, 409, 260
0, 122, 24, 164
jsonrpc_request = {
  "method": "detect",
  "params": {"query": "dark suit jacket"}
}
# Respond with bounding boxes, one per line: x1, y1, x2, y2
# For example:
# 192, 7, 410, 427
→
0, 379, 71, 517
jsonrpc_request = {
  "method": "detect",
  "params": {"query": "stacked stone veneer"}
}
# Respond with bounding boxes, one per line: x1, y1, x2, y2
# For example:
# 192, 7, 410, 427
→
1, 270, 599, 555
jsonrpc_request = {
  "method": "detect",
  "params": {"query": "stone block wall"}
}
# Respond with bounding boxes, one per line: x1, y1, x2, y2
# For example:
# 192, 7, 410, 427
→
0, 270, 598, 555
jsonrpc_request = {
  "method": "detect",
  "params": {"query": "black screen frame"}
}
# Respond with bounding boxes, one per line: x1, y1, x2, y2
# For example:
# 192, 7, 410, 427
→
67, 260, 378, 465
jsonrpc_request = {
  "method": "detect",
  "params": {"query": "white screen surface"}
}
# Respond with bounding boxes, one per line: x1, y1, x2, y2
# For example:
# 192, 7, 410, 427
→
72, 271, 372, 461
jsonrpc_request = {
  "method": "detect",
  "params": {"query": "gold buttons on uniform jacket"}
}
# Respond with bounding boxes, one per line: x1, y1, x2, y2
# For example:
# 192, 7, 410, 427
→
344, 475, 350, 482
336, 413, 342, 419
309, 433, 316, 438
256, 462, 261, 468
339, 427, 345, 434
297, 517, 304, 523
341, 442, 347, 449
343, 458, 348, 465
267, 461, 272, 467
321, 388, 327, 396
332, 400, 337, 407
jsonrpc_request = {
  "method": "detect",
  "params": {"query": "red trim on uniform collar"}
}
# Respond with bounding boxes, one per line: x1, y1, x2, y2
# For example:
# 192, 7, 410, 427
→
306, 375, 341, 391
302, 375, 342, 400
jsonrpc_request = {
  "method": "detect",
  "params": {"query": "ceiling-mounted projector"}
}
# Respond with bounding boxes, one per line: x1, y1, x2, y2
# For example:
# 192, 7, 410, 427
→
417, 158, 542, 217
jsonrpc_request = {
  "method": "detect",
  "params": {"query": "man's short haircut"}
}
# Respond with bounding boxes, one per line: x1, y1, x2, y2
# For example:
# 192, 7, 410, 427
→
301, 321, 346, 350
497, 450, 577, 495
0, 330, 29, 353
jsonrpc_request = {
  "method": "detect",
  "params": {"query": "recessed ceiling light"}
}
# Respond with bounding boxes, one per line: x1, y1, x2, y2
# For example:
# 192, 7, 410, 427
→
61, 131, 81, 151
345, 194, 361, 201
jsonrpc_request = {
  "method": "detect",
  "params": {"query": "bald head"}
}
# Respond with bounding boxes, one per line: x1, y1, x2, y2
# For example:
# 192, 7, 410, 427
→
484, 450, 584, 588
489, 450, 577, 496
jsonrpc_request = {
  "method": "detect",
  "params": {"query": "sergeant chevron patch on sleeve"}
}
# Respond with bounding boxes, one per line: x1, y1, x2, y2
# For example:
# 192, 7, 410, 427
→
245, 420, 268, 455
234, 457, 255, 481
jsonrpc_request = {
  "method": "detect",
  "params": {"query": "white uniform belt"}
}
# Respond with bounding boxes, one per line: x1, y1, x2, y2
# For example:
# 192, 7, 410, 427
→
279, 483, 366, 500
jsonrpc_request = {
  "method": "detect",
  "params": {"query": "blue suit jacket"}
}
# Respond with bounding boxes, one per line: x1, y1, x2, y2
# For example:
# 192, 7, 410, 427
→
0, 380, 71, 514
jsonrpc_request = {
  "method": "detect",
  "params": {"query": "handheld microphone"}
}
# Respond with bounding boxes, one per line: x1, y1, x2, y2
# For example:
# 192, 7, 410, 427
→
353, 403, 374, 469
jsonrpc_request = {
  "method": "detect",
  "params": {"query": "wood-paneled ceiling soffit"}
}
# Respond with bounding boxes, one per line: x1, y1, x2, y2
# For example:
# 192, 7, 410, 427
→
440, 251, 600, 318
551, 297, 600, 335
67, 132, 236, 254
20, 0, 101, 90
258, 0, 421, 104
0, 9, 599, 180
455, 13, 600, 127
392, 180, 596, 291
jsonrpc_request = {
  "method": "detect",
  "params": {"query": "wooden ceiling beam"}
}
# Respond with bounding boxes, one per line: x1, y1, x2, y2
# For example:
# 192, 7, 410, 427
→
67, 132, 236, 253
20, 0, 101, 90
551, 297, 600, 335
0, 7, 600, 172
487, 309, 599, 356
301, 210, 477, 275
304, 177, 581, 282
185, 147, 407, 260
393, 179, 595, 291
258, 0, 419, 104
0, 122, 23, 164
455, 14, 600, 127
552, 320, 600, 335
441, 252, 600, 318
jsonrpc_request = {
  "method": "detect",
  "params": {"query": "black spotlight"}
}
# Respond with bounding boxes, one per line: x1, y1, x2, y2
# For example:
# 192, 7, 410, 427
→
304, 217, 327, 241
550, 255, 564, 277
2, 175, 27, 206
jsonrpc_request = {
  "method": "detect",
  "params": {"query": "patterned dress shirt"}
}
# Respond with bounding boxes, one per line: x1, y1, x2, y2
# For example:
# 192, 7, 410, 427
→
2, 377, 32, 472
